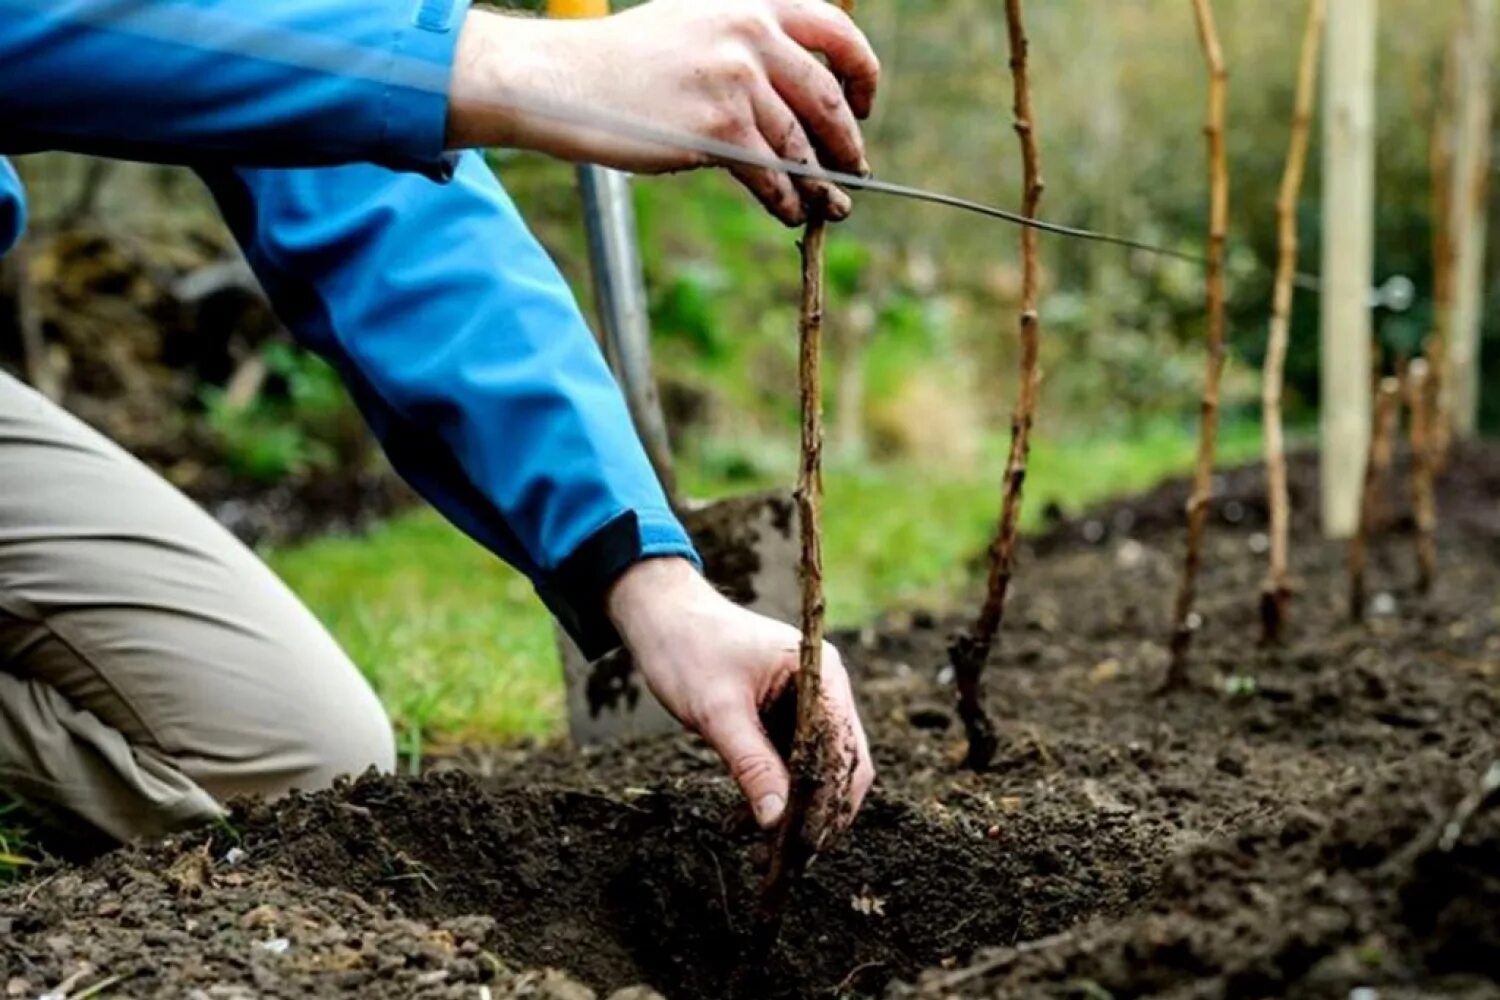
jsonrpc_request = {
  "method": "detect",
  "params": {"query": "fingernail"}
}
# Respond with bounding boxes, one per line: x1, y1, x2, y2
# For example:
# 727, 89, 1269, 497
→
754, 793, 786, 828
858, 157, 873, 178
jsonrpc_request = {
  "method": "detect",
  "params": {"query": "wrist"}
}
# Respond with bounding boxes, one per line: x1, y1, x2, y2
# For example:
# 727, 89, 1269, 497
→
447, 11, 595, 156
606, 557, 708, 648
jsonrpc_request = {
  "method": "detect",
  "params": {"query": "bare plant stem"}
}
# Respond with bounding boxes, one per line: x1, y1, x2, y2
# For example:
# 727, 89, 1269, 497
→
1164, 0, 1228, 690
752, 215, 828, 948
1430, 42, 1460, 469
1350, 377, 1401, 622
752, 3, 852, 958
1406, 360, 1438, 594
1260, 0, 1324, 645
948, 0, 1044, 771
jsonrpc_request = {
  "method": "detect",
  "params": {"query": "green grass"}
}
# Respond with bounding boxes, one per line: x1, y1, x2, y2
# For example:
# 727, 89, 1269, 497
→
268, 419, 1265, 749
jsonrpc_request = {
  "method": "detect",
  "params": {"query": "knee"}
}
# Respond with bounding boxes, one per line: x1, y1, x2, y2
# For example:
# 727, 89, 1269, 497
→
184, 651, 397, 804
288, 685, 397, 791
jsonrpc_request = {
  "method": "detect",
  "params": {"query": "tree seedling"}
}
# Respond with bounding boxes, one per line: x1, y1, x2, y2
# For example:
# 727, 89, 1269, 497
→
1164, 0, 1228, 691
751, 0, 853, 963
1260, 0, 1324, 644
948, 0, 1045, 772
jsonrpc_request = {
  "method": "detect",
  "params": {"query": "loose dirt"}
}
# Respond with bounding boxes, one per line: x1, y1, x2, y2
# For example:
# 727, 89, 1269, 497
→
3, 448, 1498, 999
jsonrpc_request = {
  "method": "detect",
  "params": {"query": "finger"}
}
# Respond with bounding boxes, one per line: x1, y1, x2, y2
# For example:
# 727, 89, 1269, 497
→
750, 81, 852, 221
760, 36, 868, 176
699, 692, 792, 828
769, 0, 881, 119
722, 123, 807, 227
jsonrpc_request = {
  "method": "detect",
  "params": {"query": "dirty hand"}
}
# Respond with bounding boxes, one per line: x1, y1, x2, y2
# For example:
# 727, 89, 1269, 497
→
448, 0, 880, 226
607, 557, 875, 840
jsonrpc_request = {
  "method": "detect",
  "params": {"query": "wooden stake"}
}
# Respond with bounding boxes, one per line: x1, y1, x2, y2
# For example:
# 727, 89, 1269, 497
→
1164, 0, 1228, 690
752, 0, 851, 959
1406, 360, 1438, 595
948, 0, 1044, 771
1320, 0, 1377, 538
1350, 377, 1401, 622
1260, 0, 1324, 645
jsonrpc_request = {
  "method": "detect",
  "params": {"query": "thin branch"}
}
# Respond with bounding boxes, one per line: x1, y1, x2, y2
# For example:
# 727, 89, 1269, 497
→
1350, 377, 1401, 622
1165, 0, 1229, 689
948, 0, 1045, 771
1406, 359, 1438, 594
1260, 0, 1324, 644
1429, 40, 1460, 468
751, 0, 850, 957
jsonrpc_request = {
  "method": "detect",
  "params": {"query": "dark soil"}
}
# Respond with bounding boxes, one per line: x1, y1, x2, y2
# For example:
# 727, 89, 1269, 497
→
5, 447, 1500, 999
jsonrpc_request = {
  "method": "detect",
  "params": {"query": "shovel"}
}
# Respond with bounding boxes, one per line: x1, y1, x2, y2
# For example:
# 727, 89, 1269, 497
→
548, 1, 800, 744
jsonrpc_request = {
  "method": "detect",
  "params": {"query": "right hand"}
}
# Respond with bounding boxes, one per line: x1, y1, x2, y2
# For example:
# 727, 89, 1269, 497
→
448, 0, 881, 226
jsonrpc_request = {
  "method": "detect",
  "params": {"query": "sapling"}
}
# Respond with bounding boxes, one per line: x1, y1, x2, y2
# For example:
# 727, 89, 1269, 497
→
752, 0, 851, 953
1350, 377, 1401, 622
1259, 0, 1324, 645
1406, 359, 1438, 594
1165, 0, 1228, 689
947, 0, 1044, 771
1429, 42, 1459, 469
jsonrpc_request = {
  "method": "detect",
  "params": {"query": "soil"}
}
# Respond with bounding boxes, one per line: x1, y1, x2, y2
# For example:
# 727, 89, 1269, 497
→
4, 447, 1500, 999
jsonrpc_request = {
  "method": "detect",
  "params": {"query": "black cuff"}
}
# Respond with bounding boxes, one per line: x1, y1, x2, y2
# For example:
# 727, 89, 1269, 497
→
536, 510, 643, 660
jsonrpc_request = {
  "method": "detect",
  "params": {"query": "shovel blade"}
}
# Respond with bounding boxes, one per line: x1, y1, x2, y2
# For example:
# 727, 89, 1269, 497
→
560, 491, 800, 746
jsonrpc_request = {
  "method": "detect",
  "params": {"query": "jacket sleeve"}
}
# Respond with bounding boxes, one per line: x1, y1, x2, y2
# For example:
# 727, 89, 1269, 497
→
197, 153, 699, 657
0, 0, 466, 178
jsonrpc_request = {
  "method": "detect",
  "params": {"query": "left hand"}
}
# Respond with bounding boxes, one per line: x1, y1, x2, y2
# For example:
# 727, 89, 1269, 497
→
607, 557, 875, 843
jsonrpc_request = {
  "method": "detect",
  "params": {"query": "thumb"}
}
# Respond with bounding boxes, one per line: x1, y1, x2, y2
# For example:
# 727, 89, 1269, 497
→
703, 703, 791, 829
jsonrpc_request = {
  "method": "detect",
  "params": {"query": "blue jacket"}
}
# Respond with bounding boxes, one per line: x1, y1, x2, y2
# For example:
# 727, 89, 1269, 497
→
0, 0, 698, 656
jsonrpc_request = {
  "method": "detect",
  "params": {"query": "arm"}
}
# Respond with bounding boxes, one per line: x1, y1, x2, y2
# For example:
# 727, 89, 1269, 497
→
0, 0, 466, 176
2, 0, 878, 221
197, 153, 694, 656
204, 154, 873, 834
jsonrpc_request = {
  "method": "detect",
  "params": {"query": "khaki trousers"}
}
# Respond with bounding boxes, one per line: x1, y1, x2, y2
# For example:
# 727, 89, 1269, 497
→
0, 372, 394, 844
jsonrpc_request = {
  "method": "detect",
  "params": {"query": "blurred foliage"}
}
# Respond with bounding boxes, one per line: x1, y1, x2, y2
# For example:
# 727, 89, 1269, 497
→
11, 0, 1495, 474
488, 0, 1494, 465
201, 342, 360, 483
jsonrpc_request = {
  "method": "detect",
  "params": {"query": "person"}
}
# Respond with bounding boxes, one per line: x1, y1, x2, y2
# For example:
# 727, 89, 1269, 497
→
0, 0, 877, 846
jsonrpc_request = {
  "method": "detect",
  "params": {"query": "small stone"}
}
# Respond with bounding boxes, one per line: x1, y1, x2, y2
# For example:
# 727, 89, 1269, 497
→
1371, 593, 1398, 617
1247, 532, 1270, 555
1090, 658, 1123, 684
258, 937, 291, 956
1115, 540, 1146, 569
1216, 750, 1247, 778
222, 847, 247, 866
5, 977, 28, 997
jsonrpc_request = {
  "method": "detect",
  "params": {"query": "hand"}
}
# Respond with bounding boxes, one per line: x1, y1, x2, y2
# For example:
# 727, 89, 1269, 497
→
607, 557, 875, 842
448, 0, 880, 226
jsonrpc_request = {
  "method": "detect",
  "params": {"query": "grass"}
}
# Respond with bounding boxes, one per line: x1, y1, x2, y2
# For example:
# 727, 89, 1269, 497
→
268, 419, 1266, 750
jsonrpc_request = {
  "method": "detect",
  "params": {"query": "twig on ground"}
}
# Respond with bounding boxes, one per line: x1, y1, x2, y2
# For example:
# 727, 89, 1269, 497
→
948, 0, 1045, 771
1165, 0, 1229, 689
1260, 0, 1324, 644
